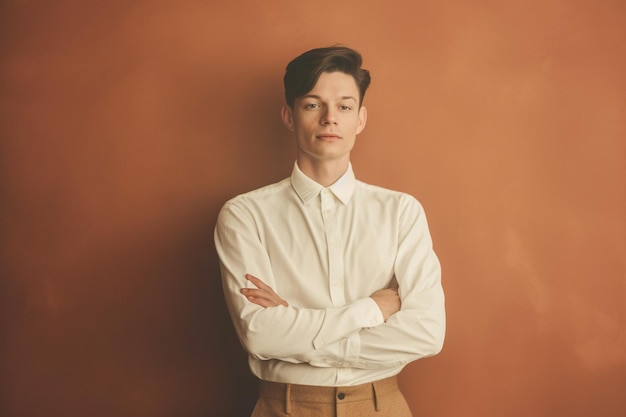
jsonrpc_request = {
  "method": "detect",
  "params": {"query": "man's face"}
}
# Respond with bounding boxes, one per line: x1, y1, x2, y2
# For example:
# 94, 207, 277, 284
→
282, 71, 367, 168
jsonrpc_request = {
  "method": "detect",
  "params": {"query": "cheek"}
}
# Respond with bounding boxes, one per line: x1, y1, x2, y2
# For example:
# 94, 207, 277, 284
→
293, 113, 313, 128
295, 119, 317, 134
348, 118, 362, 135
293, 125, 314, 143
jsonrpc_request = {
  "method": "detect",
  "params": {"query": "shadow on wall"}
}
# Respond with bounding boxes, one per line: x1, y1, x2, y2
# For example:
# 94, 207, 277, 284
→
0, 57, 287, 417
206, 70, 292, 416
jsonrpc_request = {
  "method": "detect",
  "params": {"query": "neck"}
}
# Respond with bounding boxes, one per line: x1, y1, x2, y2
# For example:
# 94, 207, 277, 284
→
297, 157, 350, 187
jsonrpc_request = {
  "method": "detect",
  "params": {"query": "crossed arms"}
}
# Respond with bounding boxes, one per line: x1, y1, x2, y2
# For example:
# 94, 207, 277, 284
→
214, 194, 446, 370
242, 273, 401, 321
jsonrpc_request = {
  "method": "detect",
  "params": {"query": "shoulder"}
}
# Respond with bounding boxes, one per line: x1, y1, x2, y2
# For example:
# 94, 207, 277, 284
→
353, 180, 429, 227
355, 180, 423, 209
218, 177, 291, 217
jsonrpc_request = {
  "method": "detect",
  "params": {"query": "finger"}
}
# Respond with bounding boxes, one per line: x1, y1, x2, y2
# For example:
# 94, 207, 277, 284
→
241, 288, 274, 300
244, 295, 277, 308
244, 294, 285, 308
245, 274, 271, 290
244, 275, 289, 306
241, 288, 285, 306
241, 288, 284, 305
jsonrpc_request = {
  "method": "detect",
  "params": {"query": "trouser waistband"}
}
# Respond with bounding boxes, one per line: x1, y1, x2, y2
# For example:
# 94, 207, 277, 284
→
258, 375, 399, 413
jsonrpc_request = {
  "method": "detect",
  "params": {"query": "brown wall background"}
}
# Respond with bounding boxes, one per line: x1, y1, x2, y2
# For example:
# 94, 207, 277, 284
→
1, 1, 624, 416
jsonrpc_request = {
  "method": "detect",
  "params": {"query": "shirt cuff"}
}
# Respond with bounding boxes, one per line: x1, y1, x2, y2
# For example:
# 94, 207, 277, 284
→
359, 297, 385, 328
312, 297, 385, 350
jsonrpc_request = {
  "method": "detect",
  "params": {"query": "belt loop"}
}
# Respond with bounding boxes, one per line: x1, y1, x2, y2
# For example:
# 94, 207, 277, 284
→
372, 382, 381, 411
284, 383, 292, 415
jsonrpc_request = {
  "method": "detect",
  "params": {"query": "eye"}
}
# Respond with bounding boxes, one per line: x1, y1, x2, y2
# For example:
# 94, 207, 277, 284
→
339, 105, 352, 111
305, 103, 320, 109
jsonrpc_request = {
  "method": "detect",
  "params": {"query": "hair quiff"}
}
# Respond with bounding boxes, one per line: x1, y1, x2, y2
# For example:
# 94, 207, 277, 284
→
283, 46, 371, 108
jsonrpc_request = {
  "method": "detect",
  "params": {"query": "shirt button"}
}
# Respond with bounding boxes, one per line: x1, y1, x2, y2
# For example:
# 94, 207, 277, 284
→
337, 392, 345, 400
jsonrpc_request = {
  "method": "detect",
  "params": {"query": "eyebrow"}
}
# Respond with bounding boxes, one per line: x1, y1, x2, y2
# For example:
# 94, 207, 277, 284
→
301, 94, 358, 102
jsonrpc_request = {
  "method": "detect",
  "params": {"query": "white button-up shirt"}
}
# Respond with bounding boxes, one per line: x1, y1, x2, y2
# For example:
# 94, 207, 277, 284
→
214, 162, 445, 386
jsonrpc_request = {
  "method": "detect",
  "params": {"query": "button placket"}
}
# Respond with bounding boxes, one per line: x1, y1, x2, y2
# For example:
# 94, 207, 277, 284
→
320, 190, 345, 306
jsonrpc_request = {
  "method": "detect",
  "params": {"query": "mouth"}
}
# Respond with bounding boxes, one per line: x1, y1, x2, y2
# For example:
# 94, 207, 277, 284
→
316, 133, 342, 141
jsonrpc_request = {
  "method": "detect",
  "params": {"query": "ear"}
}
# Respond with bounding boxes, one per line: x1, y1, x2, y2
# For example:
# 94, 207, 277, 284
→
281, 105, 294, 131
356, 106, 367, 135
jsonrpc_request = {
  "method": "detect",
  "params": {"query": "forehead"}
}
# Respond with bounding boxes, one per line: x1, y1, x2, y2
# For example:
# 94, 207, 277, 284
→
306, 71, 359, 98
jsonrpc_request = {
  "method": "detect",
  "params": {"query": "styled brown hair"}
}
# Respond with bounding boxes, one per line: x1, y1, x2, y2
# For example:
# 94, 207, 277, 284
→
283, 46, 371, 108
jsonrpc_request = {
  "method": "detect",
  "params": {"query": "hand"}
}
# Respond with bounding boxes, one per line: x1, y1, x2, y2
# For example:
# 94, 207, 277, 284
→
371, 288, 401, 321
241, 274, 289, 308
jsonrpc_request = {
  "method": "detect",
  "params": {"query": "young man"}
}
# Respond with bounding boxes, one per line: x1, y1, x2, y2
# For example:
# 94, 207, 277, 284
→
214, 46, 445, 417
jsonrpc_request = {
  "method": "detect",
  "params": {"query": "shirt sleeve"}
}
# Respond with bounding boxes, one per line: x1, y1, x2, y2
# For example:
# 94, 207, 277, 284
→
291, 195, 446, 369
214, 199, 385, 363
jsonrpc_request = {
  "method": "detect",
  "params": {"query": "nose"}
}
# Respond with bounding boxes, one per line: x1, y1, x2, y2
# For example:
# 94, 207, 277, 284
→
320, 107, 337, 125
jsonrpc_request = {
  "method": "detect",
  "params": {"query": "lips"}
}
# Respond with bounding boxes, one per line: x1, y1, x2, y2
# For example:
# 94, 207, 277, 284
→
317, 133, 341, 140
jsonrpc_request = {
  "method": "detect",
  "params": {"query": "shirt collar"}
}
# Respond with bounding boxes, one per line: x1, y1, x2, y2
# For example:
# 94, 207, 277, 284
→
291, 162, 356, 205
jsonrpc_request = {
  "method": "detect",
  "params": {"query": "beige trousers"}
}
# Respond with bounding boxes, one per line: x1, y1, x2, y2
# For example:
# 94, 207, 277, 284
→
251, 376, 413, 417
